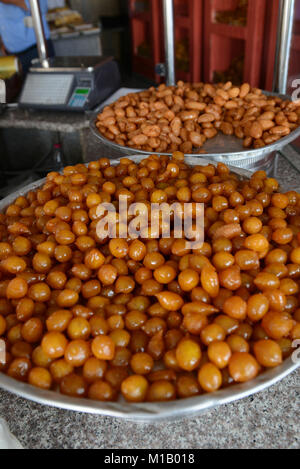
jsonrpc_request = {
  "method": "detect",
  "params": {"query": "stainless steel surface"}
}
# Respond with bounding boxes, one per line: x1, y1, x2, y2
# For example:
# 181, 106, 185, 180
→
29, 0, 49, 67
162, 0, 176, 86
273, 0, 295, 94
0, 155, 299, 421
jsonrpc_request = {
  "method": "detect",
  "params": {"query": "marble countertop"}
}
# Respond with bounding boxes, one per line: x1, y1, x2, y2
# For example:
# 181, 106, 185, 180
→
0, 149, 299, 449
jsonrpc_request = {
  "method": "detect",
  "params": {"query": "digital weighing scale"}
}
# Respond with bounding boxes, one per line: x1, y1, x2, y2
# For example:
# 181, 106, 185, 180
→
19, 56, 121, 112
17, 1, 121, 112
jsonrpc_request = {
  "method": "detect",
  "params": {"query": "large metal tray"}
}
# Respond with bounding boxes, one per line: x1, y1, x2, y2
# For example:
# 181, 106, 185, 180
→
0, 156, 299, 421
90, 91, 300, 170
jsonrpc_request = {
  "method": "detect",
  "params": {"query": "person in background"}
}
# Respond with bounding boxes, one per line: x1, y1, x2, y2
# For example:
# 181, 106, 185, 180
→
0, 0, 54, 75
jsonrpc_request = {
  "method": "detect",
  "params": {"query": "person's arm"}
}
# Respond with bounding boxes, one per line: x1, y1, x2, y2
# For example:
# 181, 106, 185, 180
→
0, 0, 28, 10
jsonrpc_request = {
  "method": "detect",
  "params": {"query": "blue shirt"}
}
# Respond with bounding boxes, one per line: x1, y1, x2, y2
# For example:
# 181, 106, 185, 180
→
0, 0, 50, 53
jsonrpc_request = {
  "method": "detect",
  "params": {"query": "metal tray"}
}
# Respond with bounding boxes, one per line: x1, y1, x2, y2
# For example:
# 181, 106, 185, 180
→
0, 155, 299, 421
90, 91, 300, 170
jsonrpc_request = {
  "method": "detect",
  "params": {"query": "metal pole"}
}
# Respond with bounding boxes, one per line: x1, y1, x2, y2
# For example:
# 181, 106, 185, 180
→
29, 0, 49, 66
162, 0, 176, 86
273, 0, 295, 94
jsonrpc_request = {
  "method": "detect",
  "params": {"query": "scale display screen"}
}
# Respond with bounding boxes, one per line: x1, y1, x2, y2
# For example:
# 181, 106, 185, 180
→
20, 74, 74, 105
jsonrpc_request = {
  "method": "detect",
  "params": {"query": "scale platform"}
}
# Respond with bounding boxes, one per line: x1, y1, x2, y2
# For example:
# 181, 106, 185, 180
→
19, 56, 121, 112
